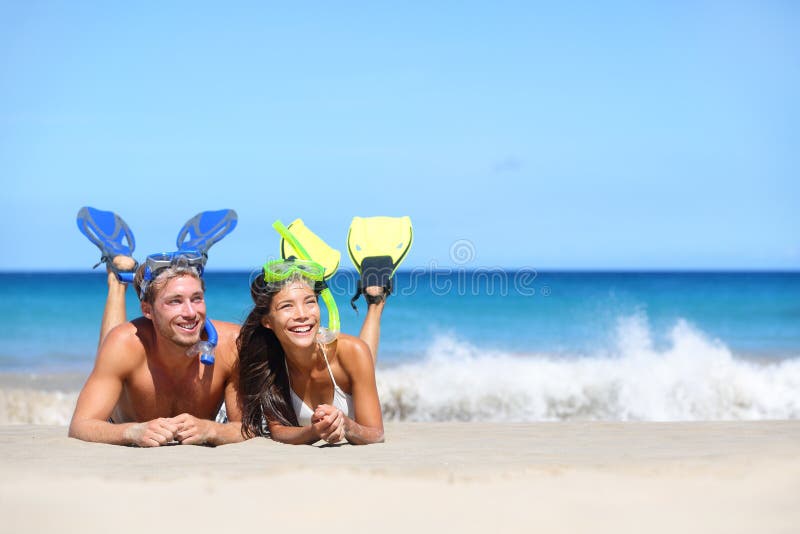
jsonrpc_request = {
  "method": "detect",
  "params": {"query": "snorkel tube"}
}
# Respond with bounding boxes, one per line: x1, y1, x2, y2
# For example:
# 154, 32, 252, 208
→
189, 319, 217, 366
272, 220, 340, 343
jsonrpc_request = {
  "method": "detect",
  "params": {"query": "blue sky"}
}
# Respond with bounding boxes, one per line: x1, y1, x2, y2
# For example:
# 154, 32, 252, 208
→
1, 1, 797, 271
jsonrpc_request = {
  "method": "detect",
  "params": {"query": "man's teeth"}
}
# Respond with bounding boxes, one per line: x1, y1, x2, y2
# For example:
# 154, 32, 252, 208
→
178, 321, 198, 330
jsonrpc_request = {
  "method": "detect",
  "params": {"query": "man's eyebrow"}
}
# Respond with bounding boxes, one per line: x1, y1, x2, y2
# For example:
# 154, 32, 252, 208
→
160, 291, 204, 300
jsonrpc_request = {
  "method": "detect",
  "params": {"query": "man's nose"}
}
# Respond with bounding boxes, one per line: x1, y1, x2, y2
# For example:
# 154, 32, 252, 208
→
181, 300, 197, 316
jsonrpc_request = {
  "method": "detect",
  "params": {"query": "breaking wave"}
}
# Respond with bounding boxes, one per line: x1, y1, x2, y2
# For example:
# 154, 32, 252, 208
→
378, 315, 800, 421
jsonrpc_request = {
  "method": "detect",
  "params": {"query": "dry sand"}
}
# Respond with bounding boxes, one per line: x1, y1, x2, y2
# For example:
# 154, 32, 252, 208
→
1, 421, 799, 533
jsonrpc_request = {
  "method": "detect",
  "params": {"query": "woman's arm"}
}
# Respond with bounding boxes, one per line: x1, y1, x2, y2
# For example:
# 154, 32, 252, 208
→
268, 421, 319, 445
339, 337, 384, 445
342, 413, 383, 445
267, 414, 341, 445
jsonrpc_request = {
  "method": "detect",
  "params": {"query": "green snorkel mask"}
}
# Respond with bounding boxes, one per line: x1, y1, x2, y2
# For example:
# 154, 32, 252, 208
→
272, 220, 340, 343
263, 258, 325, 285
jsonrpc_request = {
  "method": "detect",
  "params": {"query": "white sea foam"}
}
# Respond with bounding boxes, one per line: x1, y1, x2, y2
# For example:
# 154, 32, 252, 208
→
3, 314, 798, 424
0, 389, 78, 425
378, 314, 800, 422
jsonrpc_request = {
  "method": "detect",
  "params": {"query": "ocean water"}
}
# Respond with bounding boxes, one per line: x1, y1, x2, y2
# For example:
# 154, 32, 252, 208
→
1, 270, 799, 423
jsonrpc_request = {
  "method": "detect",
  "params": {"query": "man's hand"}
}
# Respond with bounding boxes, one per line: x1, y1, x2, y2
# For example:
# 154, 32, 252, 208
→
123, 418, 178, 447
311, 404, 345, 444
169, 413, 215, 445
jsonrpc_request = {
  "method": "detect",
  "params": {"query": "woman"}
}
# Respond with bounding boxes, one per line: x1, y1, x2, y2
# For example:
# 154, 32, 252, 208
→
237, 259, 385, 445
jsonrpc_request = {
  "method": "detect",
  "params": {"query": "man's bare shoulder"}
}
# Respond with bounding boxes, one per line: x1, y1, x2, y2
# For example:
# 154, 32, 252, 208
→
209, 319, 241, 368
96, 319, 150, 372
210, 319, 240, 337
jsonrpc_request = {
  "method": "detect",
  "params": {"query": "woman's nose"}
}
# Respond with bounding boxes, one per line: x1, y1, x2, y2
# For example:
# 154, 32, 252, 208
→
294, 302, 311, 319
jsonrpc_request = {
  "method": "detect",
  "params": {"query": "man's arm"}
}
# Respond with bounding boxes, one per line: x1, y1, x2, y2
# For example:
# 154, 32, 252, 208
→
170, 322, 245, 445
68, 327, 177, 446
170, 367, 244, 446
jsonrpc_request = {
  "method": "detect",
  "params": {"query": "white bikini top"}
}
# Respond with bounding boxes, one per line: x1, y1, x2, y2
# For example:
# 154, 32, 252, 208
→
286, 345, 354, 426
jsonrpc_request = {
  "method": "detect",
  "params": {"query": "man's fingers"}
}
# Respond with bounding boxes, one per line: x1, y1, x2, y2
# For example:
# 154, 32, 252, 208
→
151, 430, 171, 444
180, 434, 201, 445
153, 425, 176, 441
156, 418, 179, 435
142, 435, 162, 447
175, 424, 196, 443
167, 413, 191, 425
144, 420, 177, 444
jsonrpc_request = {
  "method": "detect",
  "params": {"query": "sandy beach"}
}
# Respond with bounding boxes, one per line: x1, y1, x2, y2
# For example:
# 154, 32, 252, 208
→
1, 421, 798, 533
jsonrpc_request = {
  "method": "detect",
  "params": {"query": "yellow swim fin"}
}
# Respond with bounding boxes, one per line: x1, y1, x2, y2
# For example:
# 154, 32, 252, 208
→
347, 216, 413, 310
280, 219, 340, 280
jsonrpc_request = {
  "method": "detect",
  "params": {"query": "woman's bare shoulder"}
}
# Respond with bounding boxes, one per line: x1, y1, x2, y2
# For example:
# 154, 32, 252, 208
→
332, 334, 373, 373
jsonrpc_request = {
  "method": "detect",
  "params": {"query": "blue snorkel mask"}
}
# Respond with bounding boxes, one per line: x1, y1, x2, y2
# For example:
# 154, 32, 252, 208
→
122, 251, 218, 366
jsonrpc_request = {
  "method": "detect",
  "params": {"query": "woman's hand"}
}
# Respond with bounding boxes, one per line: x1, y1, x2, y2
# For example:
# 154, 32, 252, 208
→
311, 404, 345, 444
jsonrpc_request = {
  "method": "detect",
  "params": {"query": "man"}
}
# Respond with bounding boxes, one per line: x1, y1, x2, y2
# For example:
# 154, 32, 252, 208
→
69, 254, 243, 446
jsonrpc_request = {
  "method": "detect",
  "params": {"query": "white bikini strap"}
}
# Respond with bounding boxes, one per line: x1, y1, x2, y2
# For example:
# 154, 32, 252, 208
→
318, 342, 339, 390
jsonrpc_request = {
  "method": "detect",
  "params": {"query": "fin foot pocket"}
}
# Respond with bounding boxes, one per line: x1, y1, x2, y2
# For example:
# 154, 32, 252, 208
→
347, 216, 413, 311
176, 209, 238, 258
76, 206, 139, 275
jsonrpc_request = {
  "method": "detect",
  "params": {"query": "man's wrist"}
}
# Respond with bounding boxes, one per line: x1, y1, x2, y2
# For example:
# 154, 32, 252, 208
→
120, 422, 137, 445
205, 422, 219, 445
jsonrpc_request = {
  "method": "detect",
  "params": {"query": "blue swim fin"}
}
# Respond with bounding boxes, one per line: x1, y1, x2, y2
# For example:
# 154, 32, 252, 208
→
76, 207, 138, 273
176, 209, 238, 258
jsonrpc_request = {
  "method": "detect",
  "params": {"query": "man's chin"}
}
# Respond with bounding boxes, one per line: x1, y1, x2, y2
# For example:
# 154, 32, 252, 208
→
171, 332, 201, 350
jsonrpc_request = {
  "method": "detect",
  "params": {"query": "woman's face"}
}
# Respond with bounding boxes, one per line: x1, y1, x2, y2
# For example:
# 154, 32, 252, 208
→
261, 280, 320, 350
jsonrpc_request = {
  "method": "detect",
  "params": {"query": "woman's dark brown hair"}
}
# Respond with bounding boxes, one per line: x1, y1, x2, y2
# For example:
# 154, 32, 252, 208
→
237, 272, 319, 438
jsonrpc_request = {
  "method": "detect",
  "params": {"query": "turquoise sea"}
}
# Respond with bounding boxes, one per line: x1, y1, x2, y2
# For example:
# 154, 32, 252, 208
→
1, 270, 799, 423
